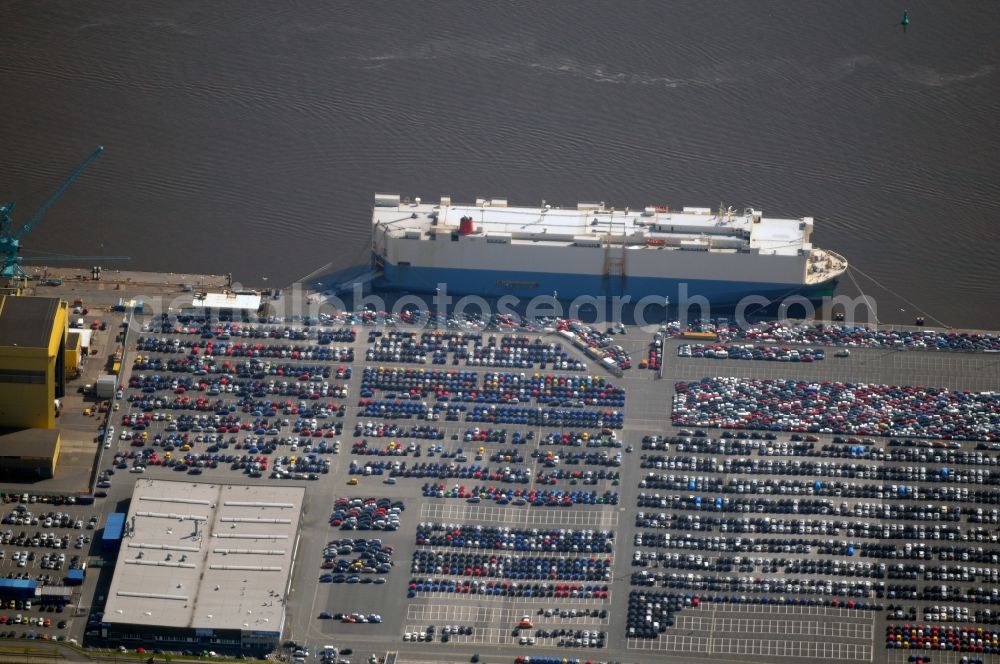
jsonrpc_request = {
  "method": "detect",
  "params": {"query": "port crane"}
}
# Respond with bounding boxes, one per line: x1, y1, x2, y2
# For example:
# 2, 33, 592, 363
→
0, 146, 128, 288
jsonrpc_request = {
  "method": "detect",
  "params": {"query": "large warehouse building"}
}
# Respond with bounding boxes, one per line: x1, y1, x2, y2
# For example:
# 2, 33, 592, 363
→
0, 295, 68, 429
189, 290, 262, 321
101, 480, 304, 653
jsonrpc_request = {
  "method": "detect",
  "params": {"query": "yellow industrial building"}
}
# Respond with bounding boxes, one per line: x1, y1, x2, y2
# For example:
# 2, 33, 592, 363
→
0, 428, 60, 479
0, 296, 67, 479
65, 330, 82, 379
0, 296, 68, 429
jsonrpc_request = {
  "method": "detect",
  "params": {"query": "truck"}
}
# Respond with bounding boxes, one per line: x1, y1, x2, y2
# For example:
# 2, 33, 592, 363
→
102, 513, 125, 551
680, 331, 719, 341
95, 375, 117, 399
0, 579, 37, 599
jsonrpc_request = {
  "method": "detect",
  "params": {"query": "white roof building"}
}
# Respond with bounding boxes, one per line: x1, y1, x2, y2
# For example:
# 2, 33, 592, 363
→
103, 480, 304, 651
192, 290, 262, 312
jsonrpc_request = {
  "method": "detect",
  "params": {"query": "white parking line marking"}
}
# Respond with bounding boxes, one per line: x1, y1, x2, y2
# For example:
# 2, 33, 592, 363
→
629, 607, 876, 660
406, 602, 610, 625
673, 615, 871, 639
688, 603, 874, 618
629, 635, 872, 659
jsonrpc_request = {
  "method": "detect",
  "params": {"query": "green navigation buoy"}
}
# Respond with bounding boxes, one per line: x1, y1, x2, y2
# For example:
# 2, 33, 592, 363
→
901, 10, 910, 25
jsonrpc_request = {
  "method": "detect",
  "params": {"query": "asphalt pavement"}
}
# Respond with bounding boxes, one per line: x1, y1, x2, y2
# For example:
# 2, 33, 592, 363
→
2, 302, 998, 664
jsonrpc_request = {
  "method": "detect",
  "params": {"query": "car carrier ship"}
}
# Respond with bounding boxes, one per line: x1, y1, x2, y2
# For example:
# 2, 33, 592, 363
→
370, 194, 847, 304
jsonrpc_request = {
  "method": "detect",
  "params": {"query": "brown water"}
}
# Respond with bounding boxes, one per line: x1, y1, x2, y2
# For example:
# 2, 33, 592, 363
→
1, 1, 998, 327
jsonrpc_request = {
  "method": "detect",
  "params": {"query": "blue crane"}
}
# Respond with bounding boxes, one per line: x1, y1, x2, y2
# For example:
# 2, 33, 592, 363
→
0, 146, 125, 283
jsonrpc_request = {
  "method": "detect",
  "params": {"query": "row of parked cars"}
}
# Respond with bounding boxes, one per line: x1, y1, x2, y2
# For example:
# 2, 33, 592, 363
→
0, 494, 84, 506
678, 318, 1000, 351
1, 529, 88, 551
149, 317, 356, 342
403, 624, 472, 642
410, 550, 613, 581
407, 579, 610, 600
672, 377, 1000, 441
677, 343, 827, 361
421, 484, 620, 506
415, 523, 615, 553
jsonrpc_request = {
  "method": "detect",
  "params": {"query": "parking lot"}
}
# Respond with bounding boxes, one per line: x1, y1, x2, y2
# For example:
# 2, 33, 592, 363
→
0, 493, 102, 642
99, 318, 1000, 663
2, 295, 998, 663
86, 316, 632, 659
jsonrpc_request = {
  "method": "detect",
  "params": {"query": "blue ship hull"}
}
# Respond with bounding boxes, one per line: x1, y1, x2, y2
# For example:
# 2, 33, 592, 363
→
373, 257, 839, 306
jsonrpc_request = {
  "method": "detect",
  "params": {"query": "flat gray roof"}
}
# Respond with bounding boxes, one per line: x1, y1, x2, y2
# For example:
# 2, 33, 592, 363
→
0, 296, 61, 349
104, 480, 304, 635
0, 428, 60, 459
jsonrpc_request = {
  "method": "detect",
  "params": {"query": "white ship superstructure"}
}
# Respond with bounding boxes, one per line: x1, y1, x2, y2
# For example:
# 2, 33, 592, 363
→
371, 194, 847, 304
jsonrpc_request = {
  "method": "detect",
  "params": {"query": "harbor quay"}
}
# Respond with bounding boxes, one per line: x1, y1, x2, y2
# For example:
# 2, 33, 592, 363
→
1, 265, 996, 664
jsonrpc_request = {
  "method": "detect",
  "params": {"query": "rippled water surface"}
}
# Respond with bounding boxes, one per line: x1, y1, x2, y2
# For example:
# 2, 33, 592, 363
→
1, 2, 997, 327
